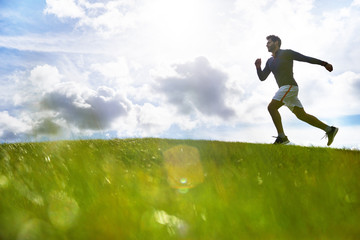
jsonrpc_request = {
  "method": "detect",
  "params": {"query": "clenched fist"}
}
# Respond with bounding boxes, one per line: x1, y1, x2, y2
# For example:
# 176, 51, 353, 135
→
255, 58, 261, 69
325, 63, 333, 72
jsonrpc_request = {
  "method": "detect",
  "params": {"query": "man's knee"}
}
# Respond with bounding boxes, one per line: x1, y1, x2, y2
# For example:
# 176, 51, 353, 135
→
268, 101, 282, 113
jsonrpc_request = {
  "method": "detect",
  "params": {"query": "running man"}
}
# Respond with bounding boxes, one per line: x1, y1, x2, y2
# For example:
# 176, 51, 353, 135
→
255, 35, 338, 145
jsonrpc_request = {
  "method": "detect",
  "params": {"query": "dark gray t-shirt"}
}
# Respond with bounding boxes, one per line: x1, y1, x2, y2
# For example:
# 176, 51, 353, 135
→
257, 49, 327, 87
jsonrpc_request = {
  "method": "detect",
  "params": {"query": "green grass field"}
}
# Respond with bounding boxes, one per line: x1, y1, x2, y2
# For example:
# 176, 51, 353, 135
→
0, 138, 359, 240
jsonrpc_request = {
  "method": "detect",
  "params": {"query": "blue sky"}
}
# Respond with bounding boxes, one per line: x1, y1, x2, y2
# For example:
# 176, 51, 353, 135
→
0, 0, 360, 149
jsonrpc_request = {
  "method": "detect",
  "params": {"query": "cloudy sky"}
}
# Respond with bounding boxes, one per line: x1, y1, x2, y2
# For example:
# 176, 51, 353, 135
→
0, 0, 359, 148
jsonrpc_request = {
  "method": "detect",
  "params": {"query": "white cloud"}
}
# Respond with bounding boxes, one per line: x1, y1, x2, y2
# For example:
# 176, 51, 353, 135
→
326, 71, 360, 116
154, 57, 236, 120
12, 64, 62, 107
91, 57, 131, 85
44, 0, 138, 36
79, 6, 137, 36
319, 4, 360, 72
29, 64, 62, 91
0, 111, 30, 141
134, 103, 174, 136
44, 0, 84, 19
352, 0, 360, 7
40, 83, 131, 130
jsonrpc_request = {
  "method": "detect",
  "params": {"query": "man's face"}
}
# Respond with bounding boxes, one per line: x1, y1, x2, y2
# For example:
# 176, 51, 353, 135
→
266, 39, 277, 52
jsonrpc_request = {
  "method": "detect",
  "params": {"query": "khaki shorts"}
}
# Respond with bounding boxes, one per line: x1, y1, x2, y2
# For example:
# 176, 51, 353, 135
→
273, 85, 303, 111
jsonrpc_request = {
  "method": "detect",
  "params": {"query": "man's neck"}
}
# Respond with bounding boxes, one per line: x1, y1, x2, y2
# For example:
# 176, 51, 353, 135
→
272, 48, 280, 57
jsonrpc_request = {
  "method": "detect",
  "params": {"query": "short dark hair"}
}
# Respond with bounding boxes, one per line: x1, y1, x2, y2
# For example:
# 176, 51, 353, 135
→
267, 35, 281, 48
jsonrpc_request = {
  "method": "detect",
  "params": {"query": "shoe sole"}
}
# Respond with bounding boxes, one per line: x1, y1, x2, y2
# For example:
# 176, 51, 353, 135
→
274, 140, 290, 145
327, 128, 338, 146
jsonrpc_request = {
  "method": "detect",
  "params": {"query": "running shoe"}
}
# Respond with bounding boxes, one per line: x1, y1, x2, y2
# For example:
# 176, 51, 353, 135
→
273, 136, 290, 145
326, 126, 338, 146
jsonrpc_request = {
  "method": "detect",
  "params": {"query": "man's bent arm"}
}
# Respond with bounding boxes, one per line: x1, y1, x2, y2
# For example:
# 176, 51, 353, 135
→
257, 63, 271, 81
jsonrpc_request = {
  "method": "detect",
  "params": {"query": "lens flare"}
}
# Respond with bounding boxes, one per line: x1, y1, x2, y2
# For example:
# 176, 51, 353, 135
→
180, 178, 187, 184
47, 191, 79, 230
163, 145, 204, 192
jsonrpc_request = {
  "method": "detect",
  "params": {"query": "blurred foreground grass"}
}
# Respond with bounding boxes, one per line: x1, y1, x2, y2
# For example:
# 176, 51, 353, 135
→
0, 138, 359, 239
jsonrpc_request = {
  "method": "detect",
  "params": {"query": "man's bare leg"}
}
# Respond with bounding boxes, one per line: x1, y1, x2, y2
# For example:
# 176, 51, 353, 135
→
268, 99, 285, 136
292, 106, 338, 146
292, 106, 329, 131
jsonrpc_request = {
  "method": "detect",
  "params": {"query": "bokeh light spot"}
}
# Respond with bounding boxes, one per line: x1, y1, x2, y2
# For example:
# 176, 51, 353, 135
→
47, 191, 79, 230
163, 145, 204, 191
180, 178, 187, 184
0, 175, 9, 189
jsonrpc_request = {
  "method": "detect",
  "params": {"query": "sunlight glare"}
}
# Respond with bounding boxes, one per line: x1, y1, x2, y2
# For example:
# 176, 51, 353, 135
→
143, 0, 210, 58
